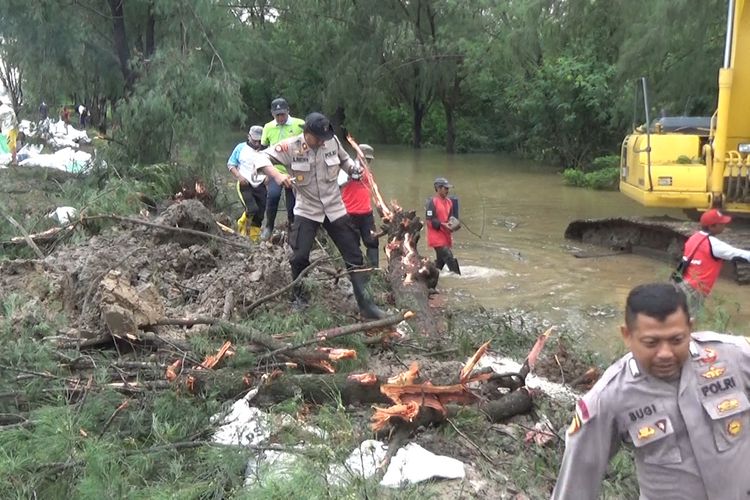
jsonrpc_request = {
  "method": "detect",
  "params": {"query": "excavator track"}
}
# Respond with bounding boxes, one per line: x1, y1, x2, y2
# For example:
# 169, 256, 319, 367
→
565, 217, 750, 285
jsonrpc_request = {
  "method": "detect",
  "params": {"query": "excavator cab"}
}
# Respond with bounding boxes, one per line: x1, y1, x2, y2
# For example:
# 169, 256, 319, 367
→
620, 0, 750, 214
619, 79, 713, 210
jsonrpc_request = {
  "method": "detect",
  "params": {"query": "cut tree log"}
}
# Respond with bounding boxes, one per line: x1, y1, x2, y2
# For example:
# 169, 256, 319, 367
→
381, 206, 441, 336
177, 370, 532, 423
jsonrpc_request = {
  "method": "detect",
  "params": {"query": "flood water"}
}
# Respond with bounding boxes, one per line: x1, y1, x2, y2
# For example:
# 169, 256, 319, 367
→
369, 146, 750, 357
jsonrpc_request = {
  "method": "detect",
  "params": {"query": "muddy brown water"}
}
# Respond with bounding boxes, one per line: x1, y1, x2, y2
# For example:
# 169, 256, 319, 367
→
219, 134, 750, 358
370, 146, 750, 357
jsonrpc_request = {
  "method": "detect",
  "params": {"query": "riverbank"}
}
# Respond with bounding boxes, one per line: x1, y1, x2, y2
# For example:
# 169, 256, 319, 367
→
0, 164, 640, 497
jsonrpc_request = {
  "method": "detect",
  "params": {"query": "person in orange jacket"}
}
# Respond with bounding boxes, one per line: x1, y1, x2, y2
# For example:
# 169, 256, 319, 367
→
425, 177, 460, 274
675, 208, 750, 313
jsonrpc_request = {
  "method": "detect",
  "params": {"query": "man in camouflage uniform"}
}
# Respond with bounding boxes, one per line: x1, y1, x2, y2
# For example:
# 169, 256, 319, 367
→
257, 112, 386, 319
553, 282, 750, 500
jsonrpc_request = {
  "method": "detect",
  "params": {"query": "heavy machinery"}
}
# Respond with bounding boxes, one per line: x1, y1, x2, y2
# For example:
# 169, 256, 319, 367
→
566, 0, 750, 283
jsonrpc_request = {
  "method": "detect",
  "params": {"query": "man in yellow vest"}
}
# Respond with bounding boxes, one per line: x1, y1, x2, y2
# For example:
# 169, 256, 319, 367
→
260, 97, 305, 240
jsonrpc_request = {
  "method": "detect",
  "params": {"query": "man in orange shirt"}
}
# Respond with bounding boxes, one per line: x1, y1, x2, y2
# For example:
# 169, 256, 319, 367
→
675, 208, 750, 313
338, 144, 379, 267
425, 177, 460, 274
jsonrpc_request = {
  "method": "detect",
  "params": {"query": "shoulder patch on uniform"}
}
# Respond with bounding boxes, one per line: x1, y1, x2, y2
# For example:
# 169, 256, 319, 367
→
575, 353, 631, 423
567, 413, 582, 435
693, 331, 750, 351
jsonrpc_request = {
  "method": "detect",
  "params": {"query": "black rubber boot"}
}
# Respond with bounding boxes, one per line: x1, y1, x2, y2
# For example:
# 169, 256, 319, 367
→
447, 257, 461, 275
290, 283, 309, 310
350, 271, 386, 319
365, 247, 380, 268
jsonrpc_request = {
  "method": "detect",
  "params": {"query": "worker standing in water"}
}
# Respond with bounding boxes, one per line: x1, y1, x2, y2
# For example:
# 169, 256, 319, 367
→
426, 177, 460, 275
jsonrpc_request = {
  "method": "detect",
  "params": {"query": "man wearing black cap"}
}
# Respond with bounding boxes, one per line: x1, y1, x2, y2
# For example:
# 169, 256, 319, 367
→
260, 97, 305, 240
675, 208, 750, 312
257, 112, 387, 319
426, 177, 460, 275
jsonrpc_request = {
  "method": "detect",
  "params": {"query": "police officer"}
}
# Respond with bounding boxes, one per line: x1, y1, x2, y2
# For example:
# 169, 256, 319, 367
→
260, 97, 305, 240
257, 112, 386, 319
553, 282, 750, 500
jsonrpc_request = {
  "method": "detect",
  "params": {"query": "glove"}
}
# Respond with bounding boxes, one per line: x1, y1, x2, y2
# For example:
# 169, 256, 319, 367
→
350, 164, 364, 180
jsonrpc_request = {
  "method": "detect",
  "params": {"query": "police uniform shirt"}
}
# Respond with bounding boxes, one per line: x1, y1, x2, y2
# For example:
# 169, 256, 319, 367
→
553, 331, 750, 500
260, 134, 355, 223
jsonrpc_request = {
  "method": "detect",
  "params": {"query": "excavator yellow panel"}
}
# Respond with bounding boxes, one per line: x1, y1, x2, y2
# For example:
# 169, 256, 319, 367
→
621, 132, 708, 209
639, 135, 703, 164
619, 181, 711, 208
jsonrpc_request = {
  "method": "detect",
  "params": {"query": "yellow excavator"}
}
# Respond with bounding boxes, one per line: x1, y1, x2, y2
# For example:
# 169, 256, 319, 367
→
566, 0, 750, 283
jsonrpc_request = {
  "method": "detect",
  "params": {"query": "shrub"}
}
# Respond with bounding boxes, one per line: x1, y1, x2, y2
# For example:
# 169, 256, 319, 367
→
563, 166, 619, 190
562, 168, 587, 187
588, 154, 620, 172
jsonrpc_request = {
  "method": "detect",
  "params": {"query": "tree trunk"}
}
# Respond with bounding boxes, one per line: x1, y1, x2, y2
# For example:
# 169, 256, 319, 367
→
443, 101, 455, 154
146, 1, 156, 58
108, 0, 134, 91
412, 99, 424, 148
183, 371, 533, 423
441, 73, 462, 154
382, 207, 440, 336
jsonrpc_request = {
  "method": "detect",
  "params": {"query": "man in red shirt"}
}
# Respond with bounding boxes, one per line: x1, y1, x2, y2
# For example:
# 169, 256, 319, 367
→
338, 144, 380, 267
426, 177, 460, 274
676, 208, 750, 312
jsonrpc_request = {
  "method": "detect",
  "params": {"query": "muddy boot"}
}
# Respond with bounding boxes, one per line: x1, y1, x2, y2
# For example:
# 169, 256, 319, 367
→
249, 225, 261, 243
366, 247, 380, 268
260, 226, 272, 241
236, 212, 249, 236
350, 272, 386, 319
290, 283, 309, 311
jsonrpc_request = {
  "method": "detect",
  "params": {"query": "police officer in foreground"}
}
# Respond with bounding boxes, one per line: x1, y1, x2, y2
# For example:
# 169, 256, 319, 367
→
257, 112, 386, 319
553, 282, 750, 500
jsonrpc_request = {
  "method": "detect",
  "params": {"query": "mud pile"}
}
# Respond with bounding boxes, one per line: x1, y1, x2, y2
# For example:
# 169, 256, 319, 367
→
0, 200, 355, 340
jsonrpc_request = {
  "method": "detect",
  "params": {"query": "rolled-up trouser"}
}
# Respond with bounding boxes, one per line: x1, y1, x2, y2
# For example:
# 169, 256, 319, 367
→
236, 181, 267, 227
289, 215, 363, 283
349, 212, 379, 250
434, 246, 459, 274
675, 280, 706, 318
265, 177, 295, 230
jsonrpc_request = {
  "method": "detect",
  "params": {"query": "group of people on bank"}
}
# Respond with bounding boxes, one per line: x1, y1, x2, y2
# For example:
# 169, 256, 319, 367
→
226, 98, 462, 317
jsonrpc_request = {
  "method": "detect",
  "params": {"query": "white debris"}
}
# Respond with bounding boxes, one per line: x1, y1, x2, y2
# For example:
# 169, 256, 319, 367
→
327, 439, 387, 486
380, 443, 465, 488
16, 142, 43, 162
244, 449, 300, 487
329, 440, 465, 489
476, 354, 578, 403
17, 147, 91, 173
211, 390, 270, 447
47, 206, 78, 225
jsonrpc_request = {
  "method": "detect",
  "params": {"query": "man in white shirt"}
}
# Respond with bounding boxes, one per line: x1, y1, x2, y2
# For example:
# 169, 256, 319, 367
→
227, 125, 267, 241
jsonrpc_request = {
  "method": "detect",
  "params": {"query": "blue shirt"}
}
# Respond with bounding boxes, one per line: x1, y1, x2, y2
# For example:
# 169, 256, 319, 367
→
227, 142, 245, 170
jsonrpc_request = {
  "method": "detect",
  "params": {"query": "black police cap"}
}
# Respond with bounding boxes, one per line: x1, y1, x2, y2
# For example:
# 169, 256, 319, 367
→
304, 112, 335, 141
